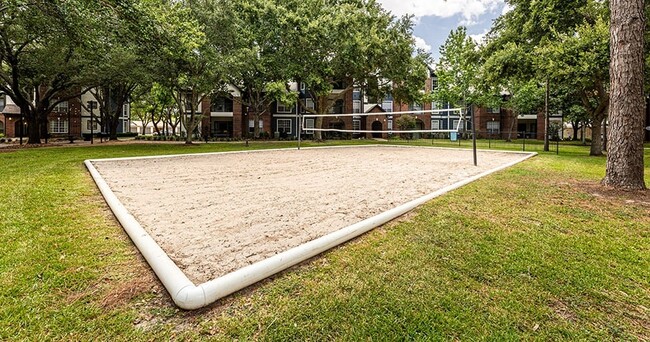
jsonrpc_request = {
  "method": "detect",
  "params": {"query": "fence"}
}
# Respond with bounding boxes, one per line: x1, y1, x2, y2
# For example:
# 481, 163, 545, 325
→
386, 131, 561, 154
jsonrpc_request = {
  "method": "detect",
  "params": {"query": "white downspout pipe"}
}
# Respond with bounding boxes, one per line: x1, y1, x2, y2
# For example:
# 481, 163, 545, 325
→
85, 148, 536, 310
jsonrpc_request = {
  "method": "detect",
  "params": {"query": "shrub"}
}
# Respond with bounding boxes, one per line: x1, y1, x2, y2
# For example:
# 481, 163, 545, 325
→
395, 115, 416, 139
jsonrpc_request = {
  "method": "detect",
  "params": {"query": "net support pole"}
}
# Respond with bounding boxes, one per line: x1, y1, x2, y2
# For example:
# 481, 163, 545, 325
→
297, 112, 302, 150
471, 106, 477, 166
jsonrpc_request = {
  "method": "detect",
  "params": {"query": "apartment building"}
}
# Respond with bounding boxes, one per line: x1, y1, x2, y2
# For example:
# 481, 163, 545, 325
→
0, 90, 130, 139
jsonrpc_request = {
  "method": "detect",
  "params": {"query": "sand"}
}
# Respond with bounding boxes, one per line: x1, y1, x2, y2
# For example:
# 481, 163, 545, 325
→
91, 145, 526, 283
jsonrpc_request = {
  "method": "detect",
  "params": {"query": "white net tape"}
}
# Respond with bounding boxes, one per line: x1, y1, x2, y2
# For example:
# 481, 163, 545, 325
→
301, 108, 467, 134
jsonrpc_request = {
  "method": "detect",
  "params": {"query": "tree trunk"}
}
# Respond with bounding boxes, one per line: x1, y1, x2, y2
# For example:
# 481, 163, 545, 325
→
27, 110, 41, 144
253, 112, 260, 138
314, 116, 324, 141
544, 78, 550, 151
572, 120, 579, 140
506, 112, 516, 142
603, 0, 646, 189
590, 119, 603, 156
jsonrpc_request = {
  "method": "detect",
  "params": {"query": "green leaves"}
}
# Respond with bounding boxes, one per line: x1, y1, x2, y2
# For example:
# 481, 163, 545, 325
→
434, 27, 480, 107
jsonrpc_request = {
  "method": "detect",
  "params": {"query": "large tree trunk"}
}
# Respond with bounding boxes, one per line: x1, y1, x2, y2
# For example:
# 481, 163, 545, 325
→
603, 0, 646, 189
506, 112, 517, 142
27, 110, 41, 144
314, 116, 324, 141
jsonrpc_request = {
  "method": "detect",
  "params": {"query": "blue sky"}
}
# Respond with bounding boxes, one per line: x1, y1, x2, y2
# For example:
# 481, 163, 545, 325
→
375, 0, 513, 61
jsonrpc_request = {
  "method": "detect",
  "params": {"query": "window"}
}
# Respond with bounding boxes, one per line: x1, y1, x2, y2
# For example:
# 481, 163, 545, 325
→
53, 101, 68, 113
387, 119, 393, 130
328, 100, 344, 114
305, 118, 314, 134
431, 120, 440, 130
487, 120, 500, 133
86, 119, 99, 131
0, 121, 4, 134
431, 77, 438, 90
487, 107, 500, 114
452, 119, 460, 130
382, 101, 393, 112
353, 100, 361, 113
50, 119, 68, 134
410, 103, 422, 112
353, 119, 360, 131
352, 88, 361, 100
302, 98, 315, 113
248, 120, 264, 133
211, 97, 233, 112
277, 119, 291, 134
277, 101, 292, 113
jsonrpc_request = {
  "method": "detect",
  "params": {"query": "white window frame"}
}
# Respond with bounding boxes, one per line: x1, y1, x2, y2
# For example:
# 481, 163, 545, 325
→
353, 100, 361, 114
305, 118, 314, 134
86, 119, 99, 131
431, 119, 440, 130
487, 120, 500, 133
382, 101, 393, 113
276, 119, 292, 134
353, 119, 361, 131
50, 119, 69, 134
248, 120, 264, 132
53, 101, 68, 113
452, 119, 460, 130
303, 98, 315, 113
387, 119, 393, 130
276, 102, 292, 113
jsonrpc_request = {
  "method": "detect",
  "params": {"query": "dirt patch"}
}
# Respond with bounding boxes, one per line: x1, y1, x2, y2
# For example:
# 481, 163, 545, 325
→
91, 146, 529, 284
580, 181, 650, 208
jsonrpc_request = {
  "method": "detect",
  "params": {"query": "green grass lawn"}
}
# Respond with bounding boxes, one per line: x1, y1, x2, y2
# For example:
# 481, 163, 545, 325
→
0, 140, 648, 340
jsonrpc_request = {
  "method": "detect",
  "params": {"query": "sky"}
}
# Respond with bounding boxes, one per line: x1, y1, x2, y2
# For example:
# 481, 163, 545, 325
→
375, 0, 513, 61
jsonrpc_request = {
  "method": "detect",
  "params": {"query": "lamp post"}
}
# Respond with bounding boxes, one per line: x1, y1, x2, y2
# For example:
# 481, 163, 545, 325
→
67, 106, 72, 143
20, 111, 24, 145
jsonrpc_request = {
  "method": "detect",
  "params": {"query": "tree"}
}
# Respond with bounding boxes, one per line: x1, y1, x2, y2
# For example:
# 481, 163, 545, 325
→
484, 0, 609, 154
288, 0, 428, 141
434, 27, 480, 108
130, 84, 175, 136
481, 41, 544, 141
219, 0, 296, 138
603, 0, 647, 189
395, 114, 416, 139
90, 1, 160, 141
155, 0, 228, 144
0, 1, 114, 144
435, 27, 501, 137
538, 17, 610, 155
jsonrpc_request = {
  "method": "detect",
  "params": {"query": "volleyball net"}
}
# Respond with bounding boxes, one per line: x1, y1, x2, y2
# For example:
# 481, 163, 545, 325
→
300, 108, 467, 135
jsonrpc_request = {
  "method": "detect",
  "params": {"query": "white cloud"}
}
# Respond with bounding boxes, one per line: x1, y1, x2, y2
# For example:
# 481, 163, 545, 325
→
377, 0, 505, 22
413, 36, 432, 52
501, 3, 513, 15
469, 29, 489, 45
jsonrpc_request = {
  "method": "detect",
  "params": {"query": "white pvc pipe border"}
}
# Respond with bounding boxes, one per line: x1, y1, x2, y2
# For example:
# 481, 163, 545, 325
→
85, 145, 536, 310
